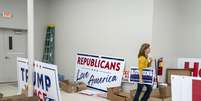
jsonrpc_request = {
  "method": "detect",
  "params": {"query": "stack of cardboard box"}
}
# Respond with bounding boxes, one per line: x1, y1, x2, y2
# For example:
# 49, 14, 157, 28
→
150, 84, 171, 101
150, 68, 192, 101
107, 87, 131, 101
60, 80, 87, 93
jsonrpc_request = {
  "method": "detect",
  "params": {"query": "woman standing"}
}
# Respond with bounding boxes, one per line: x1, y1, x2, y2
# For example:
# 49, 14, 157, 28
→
133, 43, 153, 101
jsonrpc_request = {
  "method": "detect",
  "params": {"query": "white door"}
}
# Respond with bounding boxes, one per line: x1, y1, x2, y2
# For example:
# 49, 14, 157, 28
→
0, 29, 27, 82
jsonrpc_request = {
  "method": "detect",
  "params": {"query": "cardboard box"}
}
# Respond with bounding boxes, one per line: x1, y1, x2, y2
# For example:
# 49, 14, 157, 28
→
60, 80, 78, 93
118, 92, 131, 101
60, 80, 87, 93
107, 87, 130, 101
150, 84, 171, 101
158, 84, 171, 98
107, 87, 122, 95
166, 69, 192, 85
0, 95, 39, 101
20, 85, 28, 96
109, 93, 126, 101
130, 89, 135, 100
77, 82, 87, 91
149, 97, 171, 101
150, 88, 160, 97
59, 80, 70, 87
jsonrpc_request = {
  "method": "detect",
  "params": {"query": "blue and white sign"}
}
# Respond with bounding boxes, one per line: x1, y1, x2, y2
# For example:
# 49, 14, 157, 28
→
74, 53, 125, 91
17, 57, 61, 101
130, 66, 155, 85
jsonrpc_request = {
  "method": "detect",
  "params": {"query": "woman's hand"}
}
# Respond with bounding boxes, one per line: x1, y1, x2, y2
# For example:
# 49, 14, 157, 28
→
139, 79, 144, 84
149, 57, 153, 63
148, 57, 153, 67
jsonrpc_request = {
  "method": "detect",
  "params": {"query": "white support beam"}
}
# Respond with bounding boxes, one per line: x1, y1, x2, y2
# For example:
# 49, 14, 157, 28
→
27, 0, 34, 96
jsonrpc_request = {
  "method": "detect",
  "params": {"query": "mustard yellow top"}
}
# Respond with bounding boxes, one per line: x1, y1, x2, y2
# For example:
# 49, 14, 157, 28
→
48, 24, 55, 28
138, 56, 149, 73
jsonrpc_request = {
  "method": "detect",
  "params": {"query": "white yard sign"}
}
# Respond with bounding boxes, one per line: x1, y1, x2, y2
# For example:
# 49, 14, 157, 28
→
130, 66, 155, 85
17, 57, 61, 101
75, 53, 125, 91
171, 75, 201, 101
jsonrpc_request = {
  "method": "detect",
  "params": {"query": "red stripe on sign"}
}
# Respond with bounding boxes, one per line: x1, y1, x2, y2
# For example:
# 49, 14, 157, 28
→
184, 62, 190, 69
192, 80, 201, 101
193, 63, 199, 77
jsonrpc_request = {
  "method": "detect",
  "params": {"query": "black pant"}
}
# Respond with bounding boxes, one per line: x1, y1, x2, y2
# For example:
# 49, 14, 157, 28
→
133, 83, 152, 101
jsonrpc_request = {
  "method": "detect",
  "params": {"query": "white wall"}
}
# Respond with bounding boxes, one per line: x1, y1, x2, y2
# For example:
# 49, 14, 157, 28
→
173, 0, 201, 58
152, 0, 180, 81
0, 0, 27, 29
153, 0, 201, 81
34, 0, 50, 61
49, 0, 153, 80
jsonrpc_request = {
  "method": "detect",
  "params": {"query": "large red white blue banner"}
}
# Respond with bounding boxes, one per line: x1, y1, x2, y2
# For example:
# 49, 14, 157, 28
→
74, 53, 125, 91
17, 57, 61, 101
171, 75, 201, 101
130, 66, 155, 85
177, 58, 201, 77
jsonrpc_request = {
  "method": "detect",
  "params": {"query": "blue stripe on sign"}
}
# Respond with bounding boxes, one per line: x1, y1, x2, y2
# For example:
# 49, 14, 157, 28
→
130, 76, 153, 81
142, 76, 153, 79
130, 69, 153, 72
43, 66, 55, 71
130, 74, 153, 77
131, 79, 152, 82
87, 86, 107, 92
131, 76, 152, 80
77, 53, 99, 58
131, 77, 152, 80
131, 78, 152, 82
101, 56, 124, 61
143, 69, 153, 72
131, 79, 152, 83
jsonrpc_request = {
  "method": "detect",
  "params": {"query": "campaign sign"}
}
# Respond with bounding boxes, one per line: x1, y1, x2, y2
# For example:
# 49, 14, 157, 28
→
74, 53, 125, 91
171, 75, 201, 101
17, 57, 61, 101
177, 58, 201, 69
130, 66, 155, 85
177, 58, 201, 77
122, 68, 130, 82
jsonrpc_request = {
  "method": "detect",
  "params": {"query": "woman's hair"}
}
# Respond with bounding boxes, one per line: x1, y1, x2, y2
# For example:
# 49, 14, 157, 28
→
138, 43, 150, 58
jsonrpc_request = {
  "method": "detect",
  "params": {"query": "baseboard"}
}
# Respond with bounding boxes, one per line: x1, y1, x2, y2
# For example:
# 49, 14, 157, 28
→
0, 81, 17, 84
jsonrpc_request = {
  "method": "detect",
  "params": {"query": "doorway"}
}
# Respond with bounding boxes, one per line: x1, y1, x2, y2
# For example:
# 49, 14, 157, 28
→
0, 29, 27, 82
